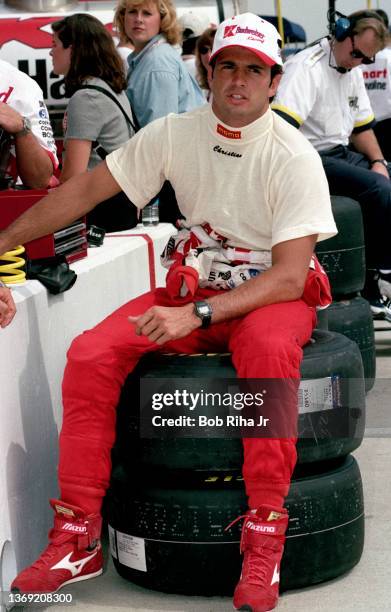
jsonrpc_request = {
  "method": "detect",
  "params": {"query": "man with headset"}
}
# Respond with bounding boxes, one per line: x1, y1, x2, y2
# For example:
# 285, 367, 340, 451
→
272, 10, 391, 319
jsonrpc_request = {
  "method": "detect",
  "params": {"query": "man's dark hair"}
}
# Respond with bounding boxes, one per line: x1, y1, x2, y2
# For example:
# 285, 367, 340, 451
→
271, 64, 283, 79
52, 13, 127, 97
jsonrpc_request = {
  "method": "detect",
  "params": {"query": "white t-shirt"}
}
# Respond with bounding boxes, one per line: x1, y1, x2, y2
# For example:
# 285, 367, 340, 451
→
361, 47, 391, 122
272, 38, 375, 151
116, 46, 133, 75
0, 59, 58, 176
182, 56, 197, 80
106, 104, 336, 251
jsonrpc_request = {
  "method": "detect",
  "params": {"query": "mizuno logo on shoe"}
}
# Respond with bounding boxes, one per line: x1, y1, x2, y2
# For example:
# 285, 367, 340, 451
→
247, 521, 276, 534
270, 563, 280, 586
51, 550, 98, 577
62, 523, 87, 533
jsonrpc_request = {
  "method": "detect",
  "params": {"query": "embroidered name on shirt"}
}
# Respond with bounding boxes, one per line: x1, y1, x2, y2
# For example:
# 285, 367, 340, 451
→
213, 145, 242, 158
216, 124, 241, 139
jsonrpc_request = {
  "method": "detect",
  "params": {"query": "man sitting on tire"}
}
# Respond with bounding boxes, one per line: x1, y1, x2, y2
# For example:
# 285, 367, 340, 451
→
0, 13, 336, 612
272, 10, 391, 321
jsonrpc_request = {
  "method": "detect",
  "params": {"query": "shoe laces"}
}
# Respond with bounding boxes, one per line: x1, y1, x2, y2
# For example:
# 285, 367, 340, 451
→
225, 513, 249, 553
29, 532, 75, 573
225, 514, 274, 587
242, 548, 270, 586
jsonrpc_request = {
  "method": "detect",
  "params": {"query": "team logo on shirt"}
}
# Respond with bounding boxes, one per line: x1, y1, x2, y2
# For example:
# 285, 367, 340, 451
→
216, 124, 241, 139
363, 68, 388, 91
348, 96, 359, 110
0, 86, 14, 103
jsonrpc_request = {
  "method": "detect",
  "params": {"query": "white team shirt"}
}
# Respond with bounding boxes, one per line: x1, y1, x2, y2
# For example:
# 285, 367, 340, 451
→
0, 59, 58, 176
106, 104, 337, 251
272, 38, 375, 151
361, 46, 391, 122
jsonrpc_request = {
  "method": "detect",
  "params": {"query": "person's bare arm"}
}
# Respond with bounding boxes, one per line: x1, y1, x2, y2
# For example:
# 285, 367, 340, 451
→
0, 103, 53, 188
350, 129, 389, 179
129, 234, 318, 345
0, 161, 121, 255
60, 139, 92, 183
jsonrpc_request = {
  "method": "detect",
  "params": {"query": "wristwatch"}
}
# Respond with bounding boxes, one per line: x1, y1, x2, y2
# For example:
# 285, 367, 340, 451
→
14, 116, 32, 138
370, 158, 388, 168
193, 300, 213, 328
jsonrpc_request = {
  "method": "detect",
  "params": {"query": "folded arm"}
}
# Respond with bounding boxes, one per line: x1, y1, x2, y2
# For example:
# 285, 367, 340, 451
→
0, 103, 53, 189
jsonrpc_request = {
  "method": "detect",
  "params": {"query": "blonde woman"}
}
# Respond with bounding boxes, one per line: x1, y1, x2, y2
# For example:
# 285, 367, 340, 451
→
115, 0, 204, 127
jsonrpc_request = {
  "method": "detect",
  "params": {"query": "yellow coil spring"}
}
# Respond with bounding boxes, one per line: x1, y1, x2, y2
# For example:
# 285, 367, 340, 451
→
0, 246, 26, 284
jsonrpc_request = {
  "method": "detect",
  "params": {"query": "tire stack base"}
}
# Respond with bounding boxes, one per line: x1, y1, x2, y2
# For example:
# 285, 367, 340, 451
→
106, 456, 364, 596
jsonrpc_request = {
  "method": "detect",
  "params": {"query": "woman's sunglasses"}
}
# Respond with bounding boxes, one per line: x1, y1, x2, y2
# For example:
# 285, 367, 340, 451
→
350, 36, 375, 65
199, 46, 212, 55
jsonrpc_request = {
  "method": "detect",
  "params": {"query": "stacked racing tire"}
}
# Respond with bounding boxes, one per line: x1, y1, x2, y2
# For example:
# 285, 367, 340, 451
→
316, 195, 376, 392
105, 325, 366, 596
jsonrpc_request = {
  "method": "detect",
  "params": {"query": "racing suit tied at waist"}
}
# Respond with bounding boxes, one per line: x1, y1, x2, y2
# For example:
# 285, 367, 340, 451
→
161, 223, 331, 308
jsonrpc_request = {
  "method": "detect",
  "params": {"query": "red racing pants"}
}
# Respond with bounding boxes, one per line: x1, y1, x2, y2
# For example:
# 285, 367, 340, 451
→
60, 287, 316, 515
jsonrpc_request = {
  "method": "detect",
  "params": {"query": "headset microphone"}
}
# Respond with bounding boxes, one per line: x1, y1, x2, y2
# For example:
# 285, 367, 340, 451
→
328, 46, 349, 74
335, 66, 348, 74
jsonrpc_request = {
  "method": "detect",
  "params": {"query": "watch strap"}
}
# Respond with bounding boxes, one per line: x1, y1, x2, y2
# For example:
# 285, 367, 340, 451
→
14, 116, 32, 138
370, 158, 388, 168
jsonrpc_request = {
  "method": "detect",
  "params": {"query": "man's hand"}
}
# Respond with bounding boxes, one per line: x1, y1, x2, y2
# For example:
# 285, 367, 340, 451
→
350, 131, 390, 180
0, 103, 24, 134
128, 304, 201, 345
0, 286, 16, 328
370, 161, 390, 180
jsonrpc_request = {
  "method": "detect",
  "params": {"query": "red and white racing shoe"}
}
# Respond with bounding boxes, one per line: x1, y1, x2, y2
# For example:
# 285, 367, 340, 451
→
11, 499, 103, 594
230, 504, 289, 612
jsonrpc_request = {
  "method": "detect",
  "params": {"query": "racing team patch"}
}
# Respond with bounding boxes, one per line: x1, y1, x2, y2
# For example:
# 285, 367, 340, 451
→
216, 123, 241, 139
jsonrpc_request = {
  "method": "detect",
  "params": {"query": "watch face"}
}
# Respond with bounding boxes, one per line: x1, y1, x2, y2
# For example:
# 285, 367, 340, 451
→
194, 301, 212, 328
198, 304, 210, 316
23, 117, 32, 132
